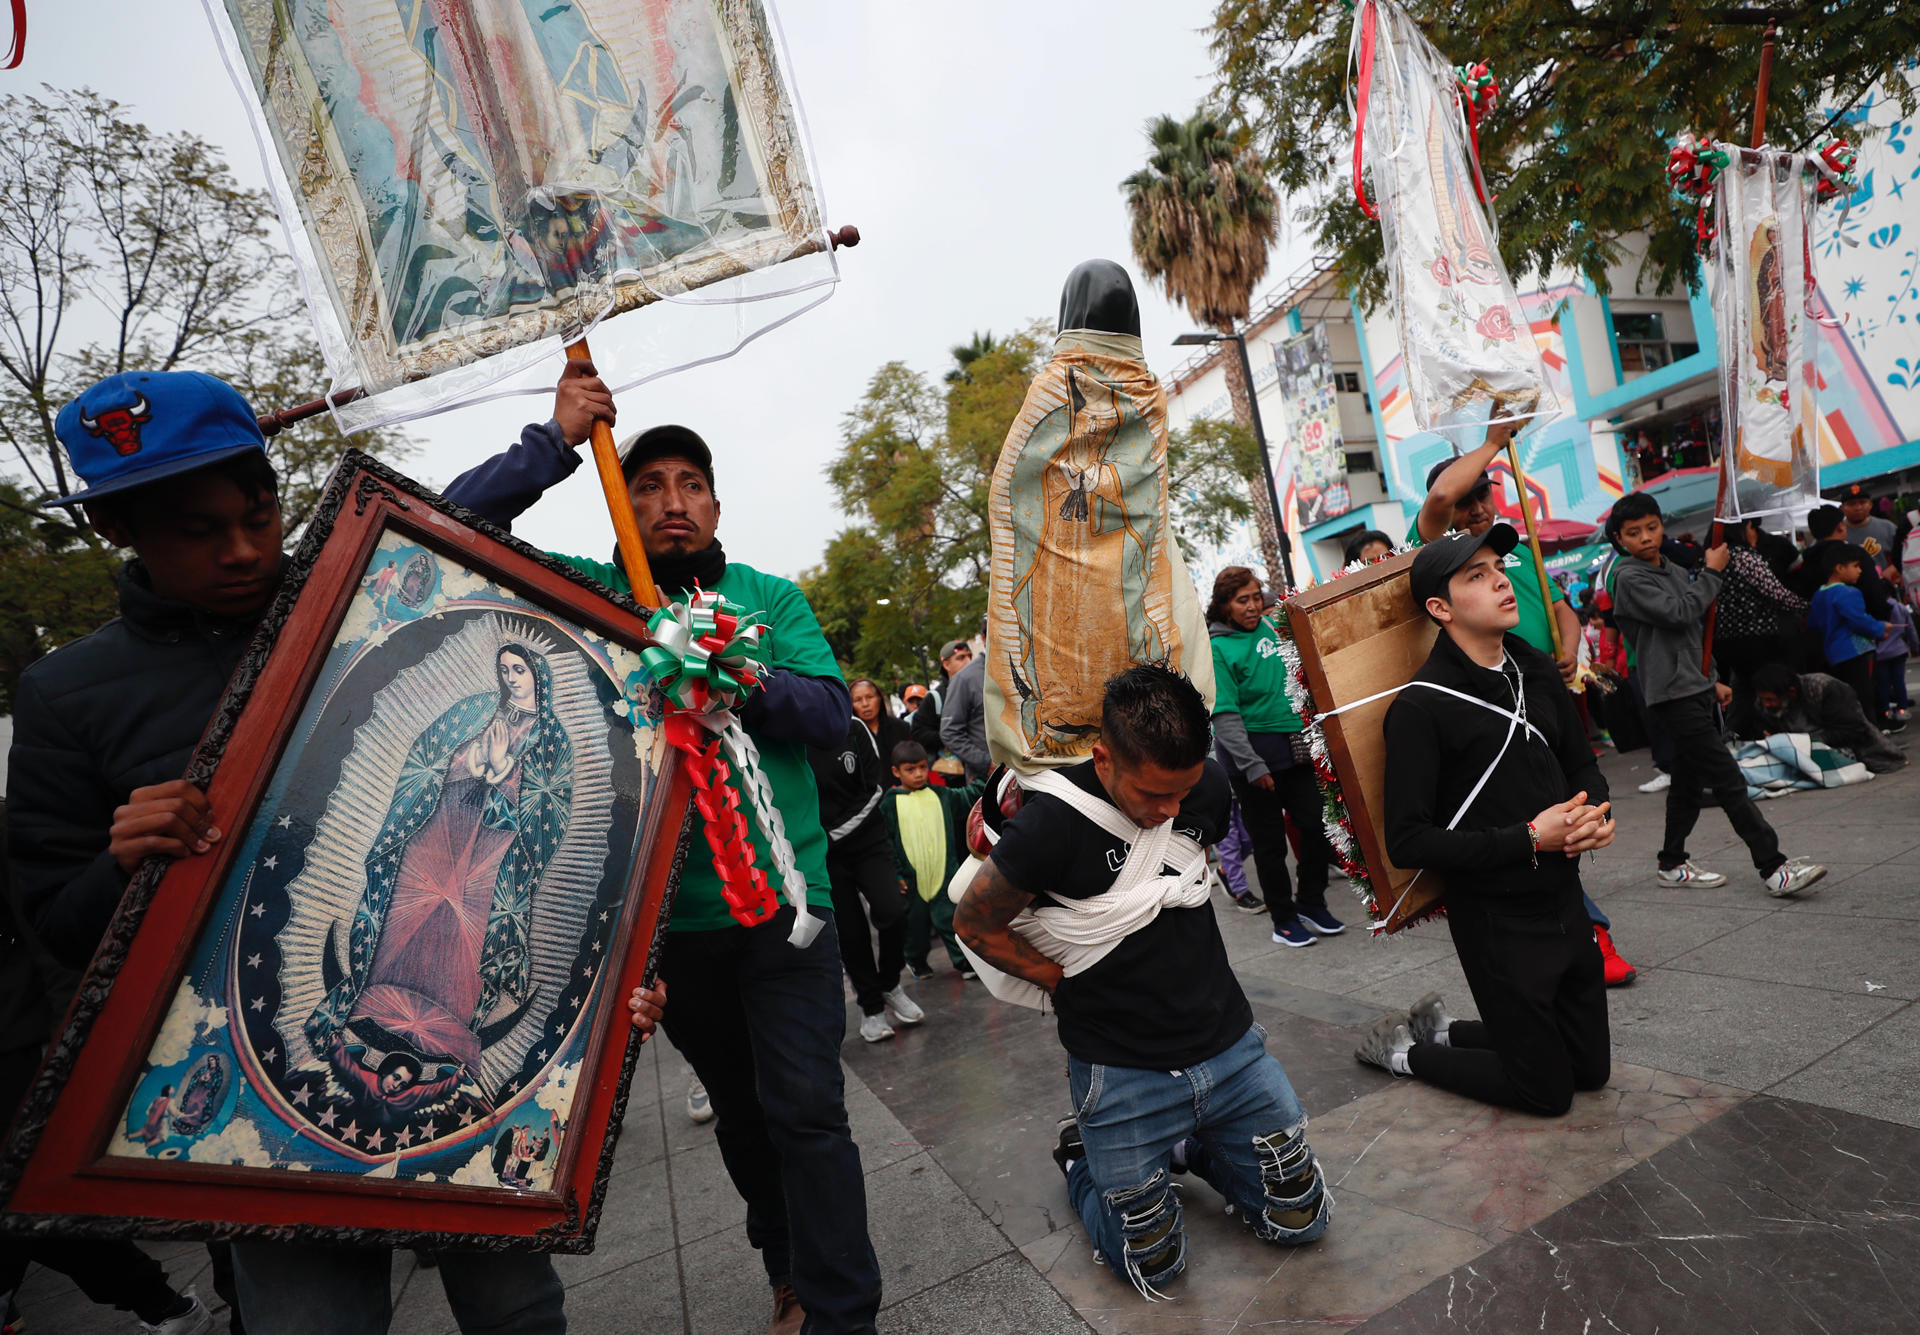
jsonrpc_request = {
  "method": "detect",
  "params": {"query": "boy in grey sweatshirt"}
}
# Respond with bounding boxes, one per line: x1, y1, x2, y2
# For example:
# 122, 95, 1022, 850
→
1606, 493, 1826, 899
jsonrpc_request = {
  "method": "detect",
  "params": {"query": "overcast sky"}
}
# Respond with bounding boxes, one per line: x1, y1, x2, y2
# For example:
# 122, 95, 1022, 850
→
19, 1, 1314, 579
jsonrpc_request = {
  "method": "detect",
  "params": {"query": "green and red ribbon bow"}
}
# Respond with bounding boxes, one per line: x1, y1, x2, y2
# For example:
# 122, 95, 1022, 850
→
1667, 132, 1733, 247
644, 589, 778, 927
642, 590, 770, 714
1813, 135, 1857, 203
1452, 60, 1499, 204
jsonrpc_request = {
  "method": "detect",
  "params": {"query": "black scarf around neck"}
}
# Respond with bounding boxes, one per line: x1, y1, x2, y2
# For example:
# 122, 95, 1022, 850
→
619, 539, 727, 596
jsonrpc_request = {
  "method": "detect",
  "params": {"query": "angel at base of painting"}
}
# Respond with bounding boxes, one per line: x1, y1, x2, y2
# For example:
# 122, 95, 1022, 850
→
304, 643, 574, 1121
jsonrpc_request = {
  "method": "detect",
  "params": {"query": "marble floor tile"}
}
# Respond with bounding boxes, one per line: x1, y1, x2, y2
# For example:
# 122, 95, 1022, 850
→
1767, 1000, 1920, 1128
1605, 965, 1901, 1088
1664, 909, 1920, 999
1355, 1094, 1920, 1335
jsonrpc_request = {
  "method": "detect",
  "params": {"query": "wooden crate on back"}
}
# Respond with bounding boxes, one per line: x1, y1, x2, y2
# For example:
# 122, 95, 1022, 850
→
1284, 551, 1441, 933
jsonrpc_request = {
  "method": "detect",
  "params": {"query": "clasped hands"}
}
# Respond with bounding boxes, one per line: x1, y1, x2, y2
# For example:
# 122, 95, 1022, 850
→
1530, 789, 1616, 855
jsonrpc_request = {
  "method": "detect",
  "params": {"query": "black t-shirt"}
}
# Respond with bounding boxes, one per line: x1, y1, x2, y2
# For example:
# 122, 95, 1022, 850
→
989, 759, 1250, 1069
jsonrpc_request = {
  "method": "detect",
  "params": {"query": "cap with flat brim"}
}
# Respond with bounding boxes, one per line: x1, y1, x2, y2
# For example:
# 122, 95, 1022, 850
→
1410, 523, 1520, 608
49, 441, 267, 508
618, 424, 714, 487
1425, 457, 1493, 496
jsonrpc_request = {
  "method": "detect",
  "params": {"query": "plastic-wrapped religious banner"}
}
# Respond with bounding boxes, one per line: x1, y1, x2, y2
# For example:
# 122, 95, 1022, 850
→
984, 261, 1213, 773
1686, 140, 1830, 521
0, 455, 685, 1250
1276, 323, 1353, 526
1350, 0, 1558, 434
1273, 552, 1443, 934
204, 0, 836, 431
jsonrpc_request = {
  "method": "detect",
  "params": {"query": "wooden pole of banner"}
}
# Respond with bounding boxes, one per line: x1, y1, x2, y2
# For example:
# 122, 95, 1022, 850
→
1701, 17, 1777, 674
565, 337, 660, 606
1503, 429, 1564, 659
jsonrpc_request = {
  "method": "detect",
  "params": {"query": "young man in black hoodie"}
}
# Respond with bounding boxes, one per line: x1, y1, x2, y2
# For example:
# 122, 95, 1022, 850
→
1360, 525, 1617, 1117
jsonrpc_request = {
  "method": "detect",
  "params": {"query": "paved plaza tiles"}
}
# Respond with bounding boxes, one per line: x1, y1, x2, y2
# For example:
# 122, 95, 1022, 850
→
14, 748, 1920, 1332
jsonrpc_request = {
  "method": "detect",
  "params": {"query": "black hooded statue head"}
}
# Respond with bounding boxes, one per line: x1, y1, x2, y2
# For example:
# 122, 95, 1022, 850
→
1057, 260, 1141, 338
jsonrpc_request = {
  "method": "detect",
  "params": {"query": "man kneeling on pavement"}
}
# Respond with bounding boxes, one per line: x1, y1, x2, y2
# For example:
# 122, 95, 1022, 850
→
955, 664, 1331, 1298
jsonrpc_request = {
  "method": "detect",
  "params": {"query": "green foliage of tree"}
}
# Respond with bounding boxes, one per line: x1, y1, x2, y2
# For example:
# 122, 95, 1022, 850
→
1209, 1, 1920, 307
1167, 417, 1260, 561
803, 328, 1052, 688
1121, 111, 1286, 580
0, 485, 119, 714
0, 88, 414, 707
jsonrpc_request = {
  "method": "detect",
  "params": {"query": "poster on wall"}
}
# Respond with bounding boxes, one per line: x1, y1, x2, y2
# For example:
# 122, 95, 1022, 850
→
1277, 323, 1353, 527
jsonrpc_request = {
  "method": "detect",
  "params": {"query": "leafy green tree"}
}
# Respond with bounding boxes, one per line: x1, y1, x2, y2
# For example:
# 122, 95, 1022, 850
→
1209, 0, 1920, 306
0, 485, 118, 714
945, 331, 1003, 384
1122, 112, 1285, 579
1167, 417, 1260, 562
0, 88, 414, 704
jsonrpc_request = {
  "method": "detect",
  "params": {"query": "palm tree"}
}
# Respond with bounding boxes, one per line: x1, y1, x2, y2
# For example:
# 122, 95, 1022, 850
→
1123, 113, 1285, 583
945, 330, 1001, 384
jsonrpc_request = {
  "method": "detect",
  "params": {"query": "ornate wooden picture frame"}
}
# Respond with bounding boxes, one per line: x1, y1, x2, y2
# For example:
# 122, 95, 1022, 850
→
0, 452, 688, 1251
1279, 552, 1444, 934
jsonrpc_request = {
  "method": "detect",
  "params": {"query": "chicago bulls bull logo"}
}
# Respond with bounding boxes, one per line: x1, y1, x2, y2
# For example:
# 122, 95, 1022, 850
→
79, 393, 153, 456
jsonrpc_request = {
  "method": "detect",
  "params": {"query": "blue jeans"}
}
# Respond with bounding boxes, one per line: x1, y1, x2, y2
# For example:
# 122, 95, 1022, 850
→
230, 1244, 563, 1335
1064, 1025, 1330, 1297
658, 905, 881, 1334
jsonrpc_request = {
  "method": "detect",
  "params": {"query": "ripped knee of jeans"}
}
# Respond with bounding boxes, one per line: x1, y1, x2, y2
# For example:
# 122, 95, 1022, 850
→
1102, 1168, 1187, 1300
1249, 1122, 1331, 1245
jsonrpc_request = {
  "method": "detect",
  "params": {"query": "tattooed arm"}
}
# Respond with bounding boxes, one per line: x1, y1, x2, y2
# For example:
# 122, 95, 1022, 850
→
955, 858, 1065, 993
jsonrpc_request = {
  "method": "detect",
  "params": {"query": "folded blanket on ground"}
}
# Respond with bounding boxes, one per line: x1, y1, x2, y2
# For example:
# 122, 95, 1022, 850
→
1734, 732, 1874, 797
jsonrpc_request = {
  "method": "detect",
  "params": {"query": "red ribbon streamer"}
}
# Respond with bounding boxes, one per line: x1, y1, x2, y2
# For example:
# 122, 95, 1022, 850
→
664, 712, 781, 928
1352, 0, 1379, 219
2, 1, 21, 70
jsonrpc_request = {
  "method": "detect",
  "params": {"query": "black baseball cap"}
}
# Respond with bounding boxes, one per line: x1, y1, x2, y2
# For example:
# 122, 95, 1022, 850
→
619, 425, 714, 488
1410, 523, 1519, 608
1838, 482, 1874, 501
1425, 457, 1493, 497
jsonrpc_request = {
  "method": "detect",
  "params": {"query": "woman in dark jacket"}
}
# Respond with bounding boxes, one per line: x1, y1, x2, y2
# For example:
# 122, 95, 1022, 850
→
851, 677, 912, 765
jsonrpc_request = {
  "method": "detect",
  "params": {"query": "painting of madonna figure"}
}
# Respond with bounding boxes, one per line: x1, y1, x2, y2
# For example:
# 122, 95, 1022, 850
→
305, 641, 574, 1121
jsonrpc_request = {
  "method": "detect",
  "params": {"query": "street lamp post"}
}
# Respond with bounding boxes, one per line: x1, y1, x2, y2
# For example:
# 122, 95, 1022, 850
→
1174, 330, 1296, 590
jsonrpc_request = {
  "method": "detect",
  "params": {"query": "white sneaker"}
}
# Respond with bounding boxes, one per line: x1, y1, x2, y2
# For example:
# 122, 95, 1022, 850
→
1766, 859, 1828, 898
882, 985, 925, 1026
686, 1076, 714, 1124
859, 1012, 896, 1043
1406, 992, 1455, 1046
1656, 861, 1726, 887
1638, 772, 1672, 793
140, 1290, 213, 1335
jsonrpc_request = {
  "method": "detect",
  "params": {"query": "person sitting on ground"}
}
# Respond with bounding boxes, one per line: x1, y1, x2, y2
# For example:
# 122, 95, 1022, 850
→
1205, 565, 1342, 941
1808, 544, 1895, 729
955, 664, 1331, 1300
1342, 529, 1394, 567
1733, 664, 1907, 773
881, 741, 982, 980
1607, 492, 1827, 898
1361, 525, 1616, 1115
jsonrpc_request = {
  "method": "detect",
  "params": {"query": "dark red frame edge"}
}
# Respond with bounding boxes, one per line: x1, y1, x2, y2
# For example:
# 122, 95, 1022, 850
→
0, 452, 690, 1252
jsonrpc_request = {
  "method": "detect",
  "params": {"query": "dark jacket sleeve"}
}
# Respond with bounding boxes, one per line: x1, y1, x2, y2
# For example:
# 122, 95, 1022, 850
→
940, 663, 991, 778
440, 421, 581, 530
5, 672, 133, 968
1382, 696, 1535, 875
910, 694, 943, 755
740, 671, 853, 751
880, 795, 914, 896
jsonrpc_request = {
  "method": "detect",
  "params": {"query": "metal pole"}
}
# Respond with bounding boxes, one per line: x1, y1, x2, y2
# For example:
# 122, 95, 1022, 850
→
1230, 332, 1296, 591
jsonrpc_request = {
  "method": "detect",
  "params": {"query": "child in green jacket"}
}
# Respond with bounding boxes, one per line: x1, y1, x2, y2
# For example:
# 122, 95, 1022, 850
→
882, 741, 984, 979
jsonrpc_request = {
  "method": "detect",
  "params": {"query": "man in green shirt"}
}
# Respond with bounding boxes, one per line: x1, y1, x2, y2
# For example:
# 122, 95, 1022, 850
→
445, 386, 880, 1335
1412, 420, 1579, 681
1409, 420, 1637, 986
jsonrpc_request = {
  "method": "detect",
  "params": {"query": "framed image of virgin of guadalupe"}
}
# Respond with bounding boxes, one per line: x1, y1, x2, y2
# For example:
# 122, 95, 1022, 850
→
0, 453, 687, 1251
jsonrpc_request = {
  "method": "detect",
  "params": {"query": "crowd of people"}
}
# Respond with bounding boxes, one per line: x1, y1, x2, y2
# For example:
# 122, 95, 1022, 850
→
4, 344, 1913, 1335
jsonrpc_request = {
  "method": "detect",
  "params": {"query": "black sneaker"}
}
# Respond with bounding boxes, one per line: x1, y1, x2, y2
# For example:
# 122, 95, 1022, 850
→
1228, 888, 1266, 913
1298, 904, 1345, 935
907, 962, 934, 981
1052, 1115, 1083, 1177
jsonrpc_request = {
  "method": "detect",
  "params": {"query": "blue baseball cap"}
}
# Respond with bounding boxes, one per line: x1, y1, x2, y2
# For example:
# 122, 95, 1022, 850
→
51, 371, 267, 507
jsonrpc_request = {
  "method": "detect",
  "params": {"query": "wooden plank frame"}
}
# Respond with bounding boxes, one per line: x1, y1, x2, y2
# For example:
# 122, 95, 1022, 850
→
1280, 551, 1443, 934
0, 452, 690, 1251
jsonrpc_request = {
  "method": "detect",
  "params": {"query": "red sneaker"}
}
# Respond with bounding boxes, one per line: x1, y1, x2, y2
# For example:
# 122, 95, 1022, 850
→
1595, 927, 1637, 987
